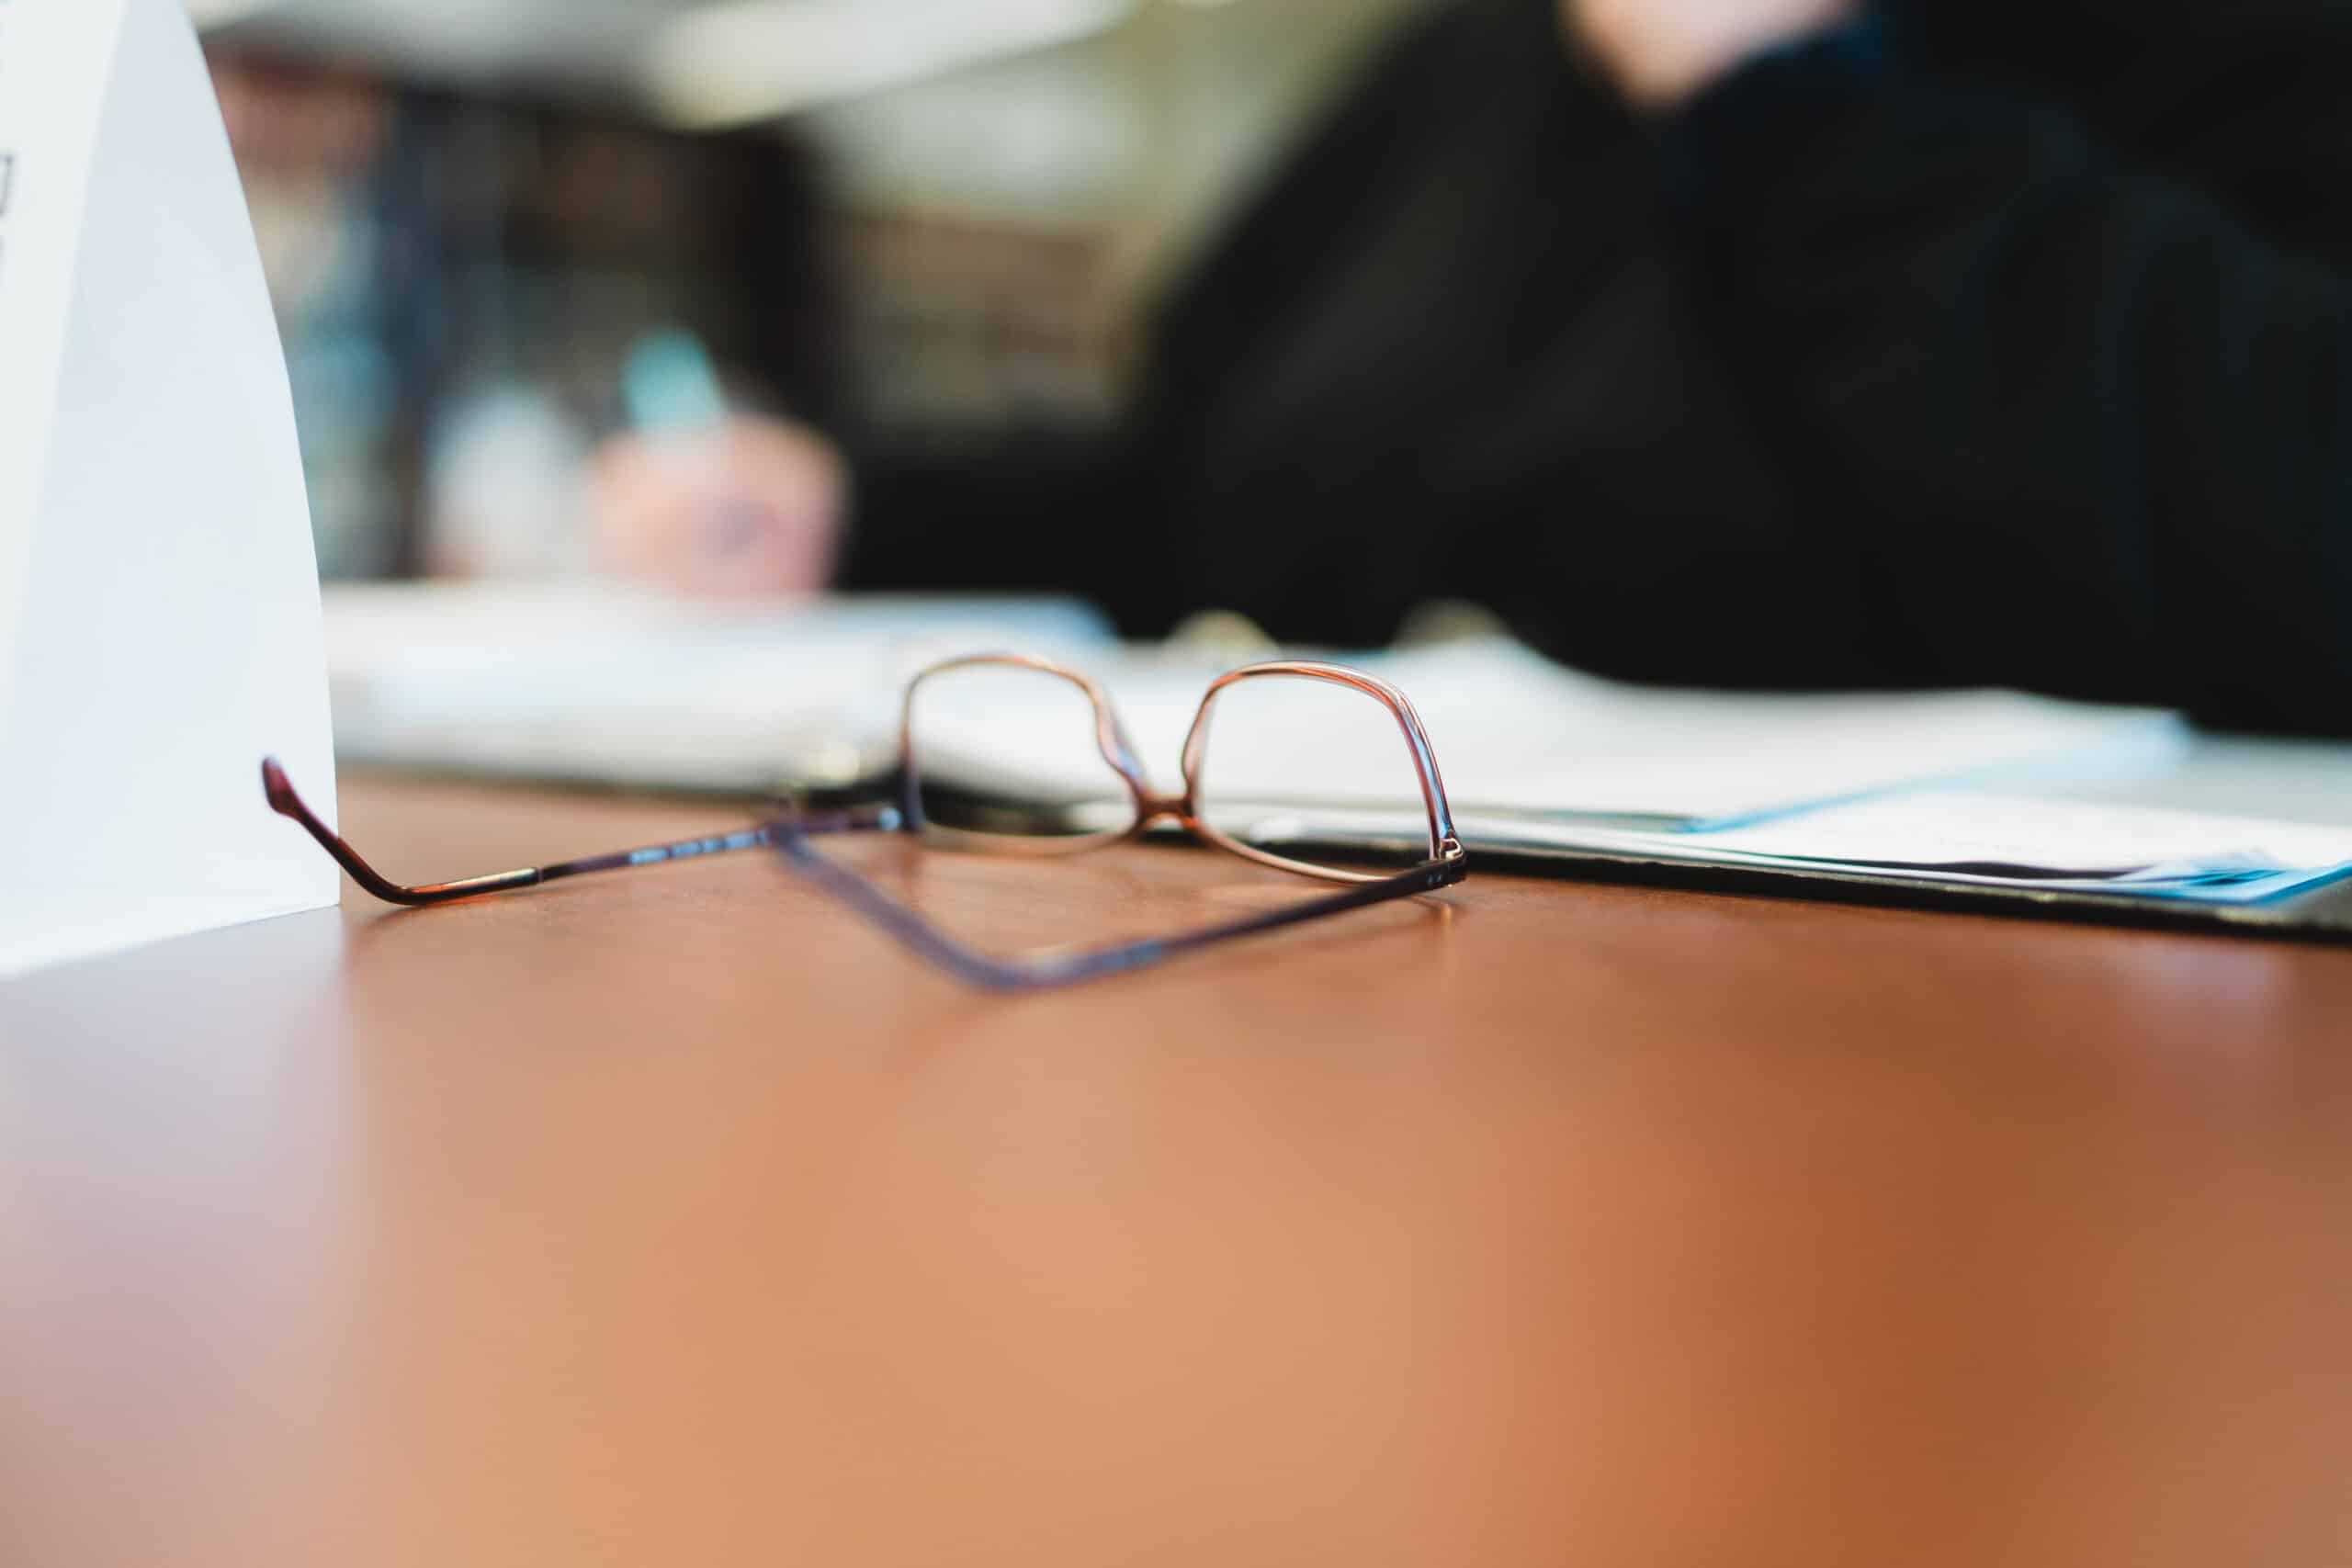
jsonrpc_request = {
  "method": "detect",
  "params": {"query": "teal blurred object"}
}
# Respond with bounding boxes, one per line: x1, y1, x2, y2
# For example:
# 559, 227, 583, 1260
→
622, 328, 731, 437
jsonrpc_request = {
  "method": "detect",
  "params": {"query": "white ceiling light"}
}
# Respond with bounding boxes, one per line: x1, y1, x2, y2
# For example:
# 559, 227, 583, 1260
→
184, 0, 280, 28
642, 0, 1137, 130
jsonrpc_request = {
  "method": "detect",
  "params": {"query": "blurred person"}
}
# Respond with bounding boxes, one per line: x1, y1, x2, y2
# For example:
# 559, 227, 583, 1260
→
597, 0, 2352, 734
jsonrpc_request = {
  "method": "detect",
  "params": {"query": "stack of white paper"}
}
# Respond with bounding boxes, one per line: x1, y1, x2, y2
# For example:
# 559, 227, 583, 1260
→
902, 638, 2352, 904
1283, 794, 2352, 904
320, 586, 2352, 908
1029, 637, 2182, 829
324, 582, 1110, 793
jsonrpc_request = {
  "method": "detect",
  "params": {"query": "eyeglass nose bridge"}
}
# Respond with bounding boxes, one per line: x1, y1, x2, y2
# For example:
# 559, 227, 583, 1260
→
1092, 709, 1191, 826
1134, 791, 1194, 828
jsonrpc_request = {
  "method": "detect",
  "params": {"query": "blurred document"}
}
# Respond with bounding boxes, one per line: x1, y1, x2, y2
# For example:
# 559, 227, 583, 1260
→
324, 582, 1112, 794
332, 600, 2169, 830
315, 579, 2346, 904
1044, 638, 2179, 829
1385, 793, 2350, 903
0, 0, 337, 977
907, 638, 2352, 901
1677, 793, 2352, 898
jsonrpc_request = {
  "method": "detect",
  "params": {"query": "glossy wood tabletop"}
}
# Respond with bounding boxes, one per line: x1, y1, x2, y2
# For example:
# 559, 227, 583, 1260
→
6, 774, 2351, 1568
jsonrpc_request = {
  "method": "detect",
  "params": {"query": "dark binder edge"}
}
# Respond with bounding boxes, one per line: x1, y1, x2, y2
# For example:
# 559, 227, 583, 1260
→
1453, 840, 2352, 945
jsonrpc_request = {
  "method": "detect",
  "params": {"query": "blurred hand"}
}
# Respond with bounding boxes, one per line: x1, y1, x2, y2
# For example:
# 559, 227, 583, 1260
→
592, 415, 847, 598
1564, 0, 1859, 107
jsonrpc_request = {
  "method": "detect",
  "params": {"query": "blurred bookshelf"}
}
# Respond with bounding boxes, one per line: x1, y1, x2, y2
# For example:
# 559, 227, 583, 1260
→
198, 0, 1424, 579
212, 50, 839, 577
833, 207, 1126, 432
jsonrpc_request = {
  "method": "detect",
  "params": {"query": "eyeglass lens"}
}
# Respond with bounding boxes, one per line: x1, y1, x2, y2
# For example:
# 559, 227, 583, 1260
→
904, 662, 1138, 841
1192, 673, 1441, 874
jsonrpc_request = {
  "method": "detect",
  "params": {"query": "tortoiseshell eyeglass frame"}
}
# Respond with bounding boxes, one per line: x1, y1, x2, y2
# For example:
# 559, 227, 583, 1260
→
260, 653, 1468, 991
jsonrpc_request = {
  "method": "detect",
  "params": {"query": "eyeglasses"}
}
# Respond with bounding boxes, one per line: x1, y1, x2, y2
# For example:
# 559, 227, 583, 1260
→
261, 653, 1469, 990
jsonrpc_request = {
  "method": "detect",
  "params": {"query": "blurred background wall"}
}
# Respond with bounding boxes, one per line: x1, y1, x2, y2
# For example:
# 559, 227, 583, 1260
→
191, 0, 1430, 580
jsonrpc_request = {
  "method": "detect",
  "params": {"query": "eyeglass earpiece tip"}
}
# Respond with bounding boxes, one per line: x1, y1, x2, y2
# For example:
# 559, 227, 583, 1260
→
260, 757, 299, 816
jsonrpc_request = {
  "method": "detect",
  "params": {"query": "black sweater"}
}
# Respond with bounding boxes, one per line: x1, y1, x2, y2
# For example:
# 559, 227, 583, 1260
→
841, 0, 2352, 734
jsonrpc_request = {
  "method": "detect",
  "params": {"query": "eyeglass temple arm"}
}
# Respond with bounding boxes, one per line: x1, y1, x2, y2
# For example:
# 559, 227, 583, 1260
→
776, 829, 1466, 993
261, 758, 890, 908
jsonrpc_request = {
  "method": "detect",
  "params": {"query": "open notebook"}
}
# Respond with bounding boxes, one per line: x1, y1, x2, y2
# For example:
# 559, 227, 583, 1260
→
324, 584, 2352, 907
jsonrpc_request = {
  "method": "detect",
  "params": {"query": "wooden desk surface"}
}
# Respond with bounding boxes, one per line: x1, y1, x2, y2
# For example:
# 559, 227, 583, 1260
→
6, 774, 2351, 1567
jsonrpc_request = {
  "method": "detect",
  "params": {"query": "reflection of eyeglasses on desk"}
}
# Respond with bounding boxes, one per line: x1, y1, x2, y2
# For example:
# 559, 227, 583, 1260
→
263, 653, 1469, 991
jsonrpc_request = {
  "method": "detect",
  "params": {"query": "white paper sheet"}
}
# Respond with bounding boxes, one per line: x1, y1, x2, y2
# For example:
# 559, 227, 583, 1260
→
324, 581, 1112, 794
1465, 792, 2352, 902
0, 0, 116, 703
1226, 788, 2352, 902
0, 0, 338, 977
1677, 792, 2352, 885
911, 637, 2182, 829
